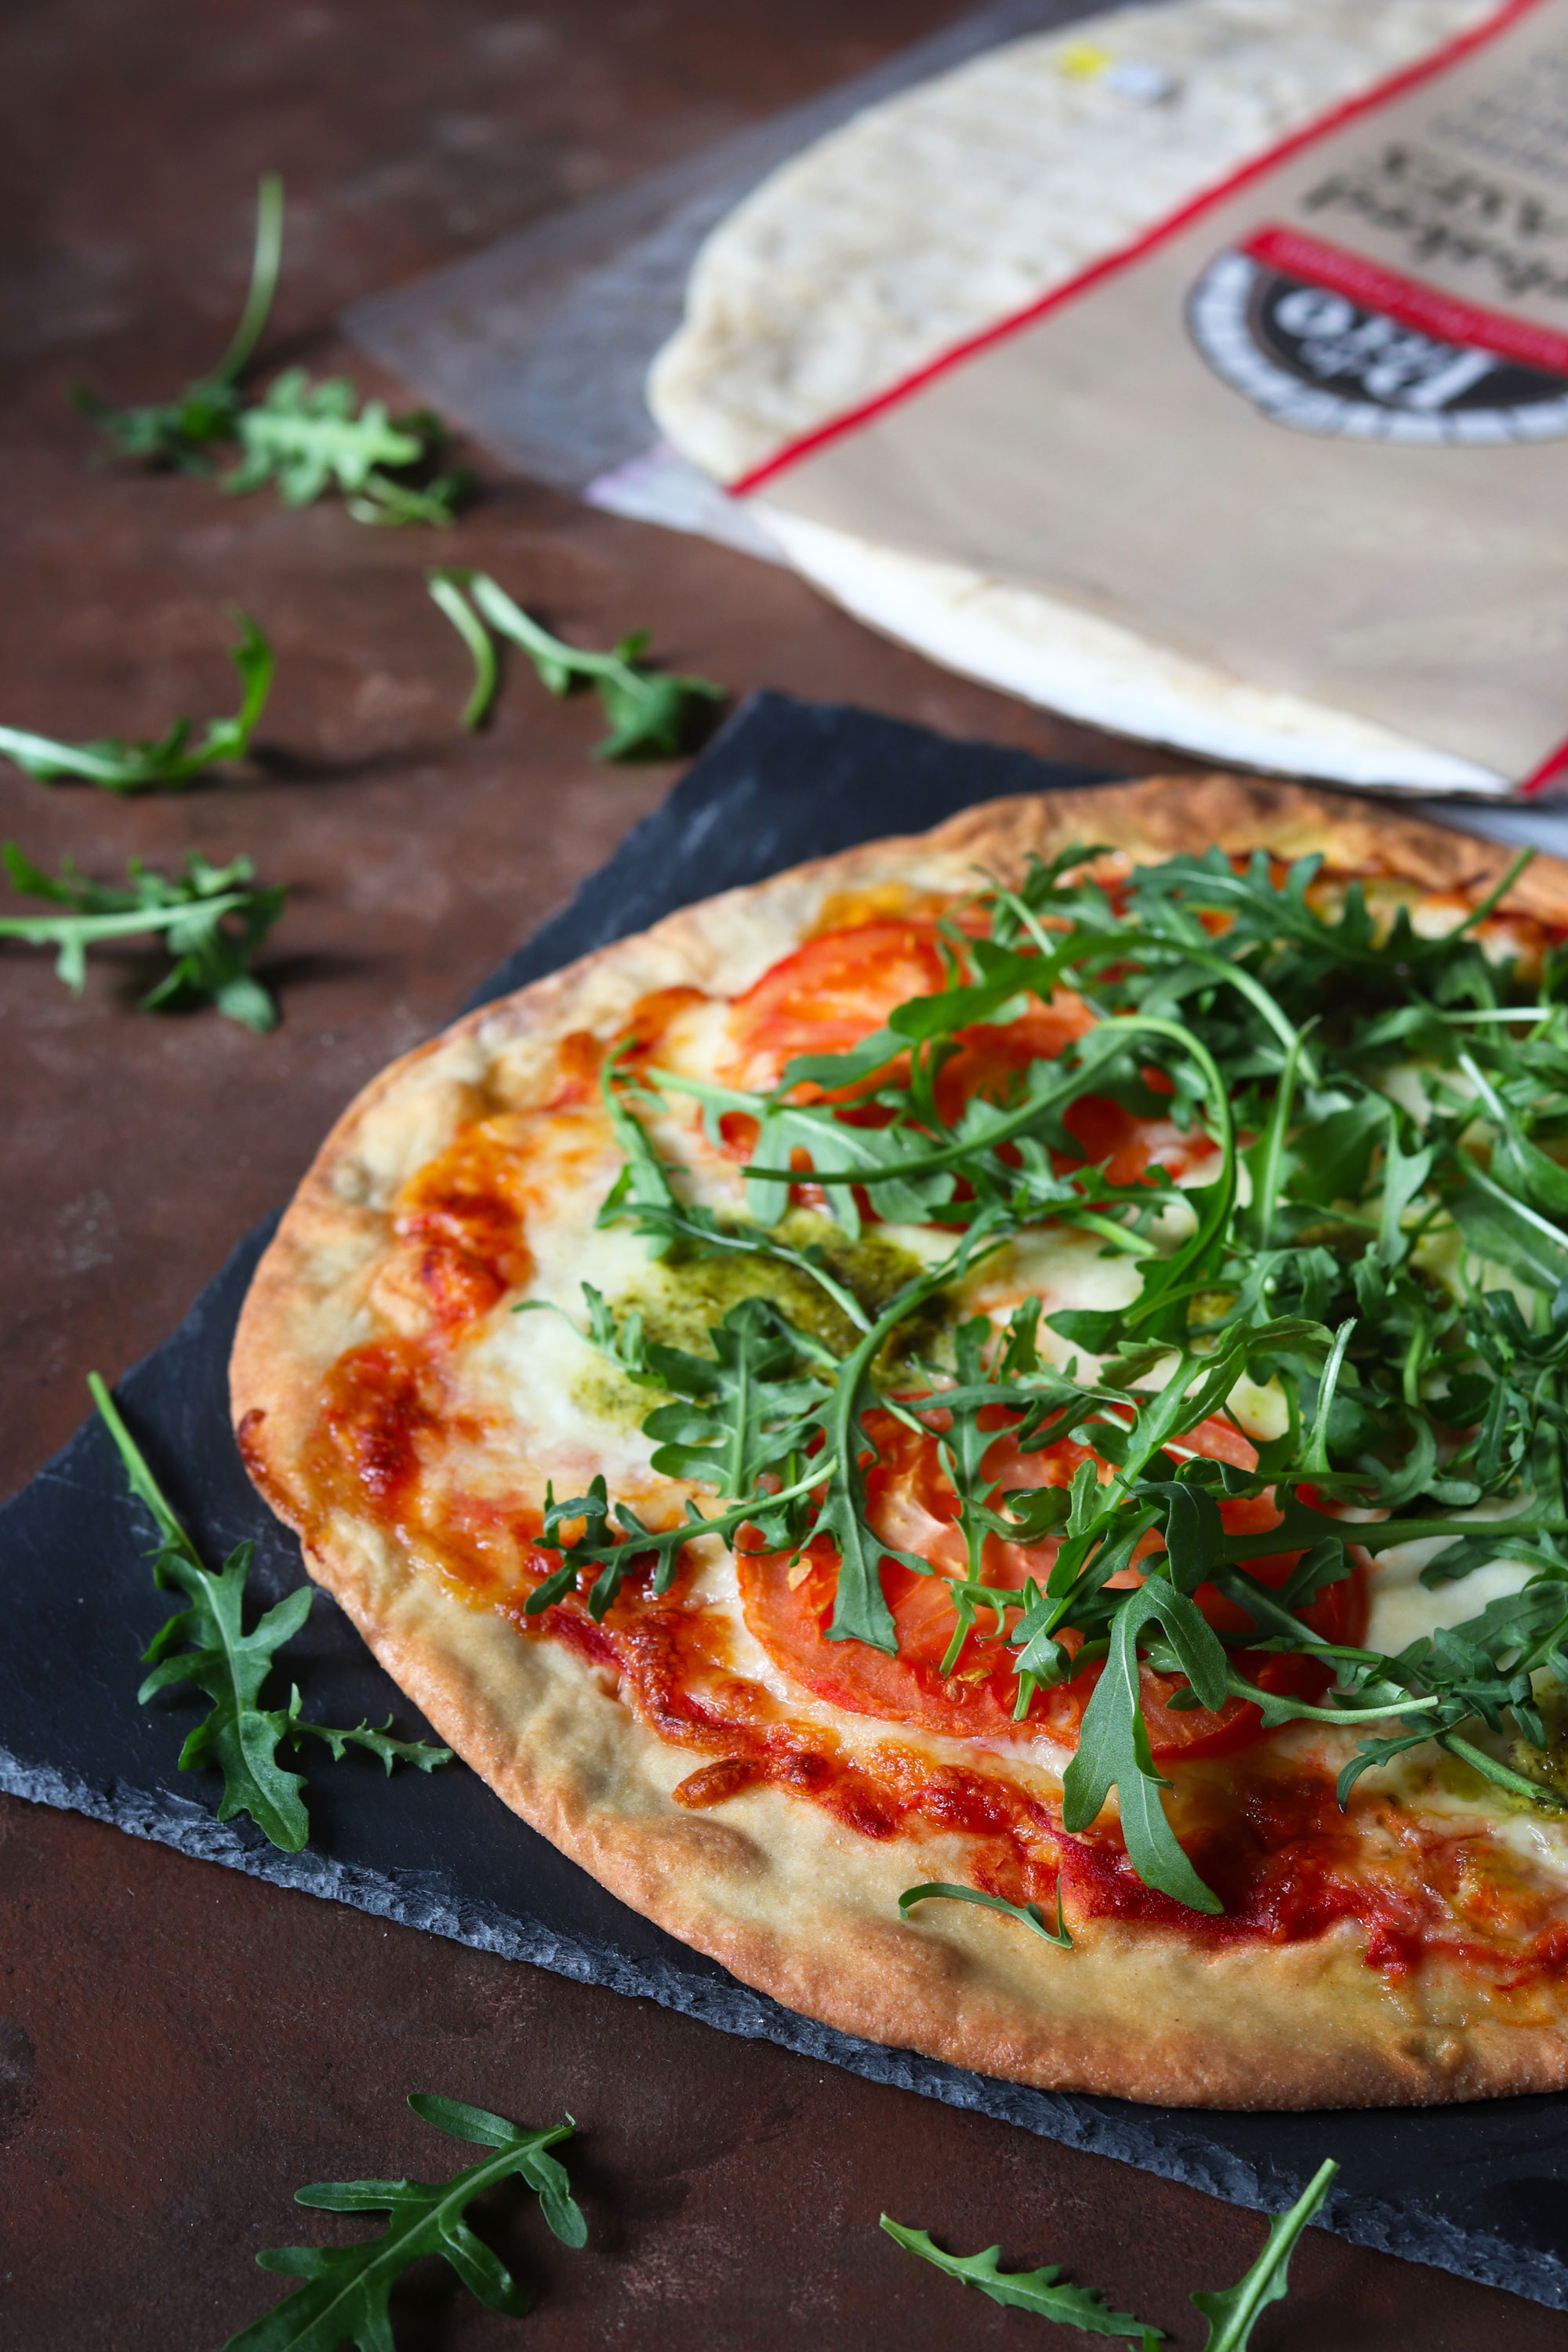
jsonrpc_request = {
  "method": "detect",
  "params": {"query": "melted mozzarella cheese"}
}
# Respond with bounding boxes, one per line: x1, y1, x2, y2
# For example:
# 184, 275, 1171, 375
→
1363, 1531, 1535, 1658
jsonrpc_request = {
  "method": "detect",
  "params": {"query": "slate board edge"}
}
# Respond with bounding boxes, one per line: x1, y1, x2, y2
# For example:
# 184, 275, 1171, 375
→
2, 1740, 1551, 2307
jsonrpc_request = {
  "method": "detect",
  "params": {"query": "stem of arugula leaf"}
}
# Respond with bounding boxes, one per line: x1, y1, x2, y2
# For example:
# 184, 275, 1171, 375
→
87, 1372, 205, 1574
1439, 1732, 1563, 1806
1058, 1207, 1158, 1257
1224, 1670, 1444, 1726
469, 572, 619, 688
211, 172, 285, 389
1041, 930, 1318, 1082
1301, 1319, 1357, 1478
822, 1220, 1017, 1648
1253, 1022, 1311, 1254
0, 891, 256, 946
1439, 1006, 1557, 1023
428, 570, 499, 728
1448, 845, 1537, 941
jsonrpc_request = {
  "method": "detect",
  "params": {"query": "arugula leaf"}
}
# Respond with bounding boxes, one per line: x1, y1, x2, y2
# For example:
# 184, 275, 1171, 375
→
1448, 1168, 1568, 1294
73, 172, 284, 467
136, 1535, 315, 1853
1376, 1121, 1434, 1268
227, 371, 465, 523
430, 568, 725, 757
0, 609, 273, 790
880, 2219, 1156, 2337
898, 1880, 1072, 1947
1190, 2160, 1337, 2351
1288, 1094, 1388, 1211
1061, 1576, 1227, 1914
91, 1375, 451, 1853
223, 2092, 584, 2350
0, 840, 285, 1028
637, 1298, 828, 1497
283, 1688, 455, 1777
1047, 1306, 1123, 1354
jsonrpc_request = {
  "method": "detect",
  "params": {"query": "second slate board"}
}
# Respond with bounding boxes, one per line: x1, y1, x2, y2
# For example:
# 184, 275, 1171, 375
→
3, 692, 1568, 2307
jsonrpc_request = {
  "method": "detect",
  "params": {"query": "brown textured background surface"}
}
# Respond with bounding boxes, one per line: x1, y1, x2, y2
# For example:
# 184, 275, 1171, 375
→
0, 3, 1562, 2345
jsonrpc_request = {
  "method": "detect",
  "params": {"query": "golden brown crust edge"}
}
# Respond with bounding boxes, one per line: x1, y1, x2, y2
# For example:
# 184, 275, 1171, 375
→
230, 774, 1568, 2109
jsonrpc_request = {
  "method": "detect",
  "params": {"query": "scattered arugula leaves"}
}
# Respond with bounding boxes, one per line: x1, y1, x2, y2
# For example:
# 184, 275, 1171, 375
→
222, 2092, 585, 2351
0, 840, 286, 1028
2, 836, 279, 1019
1190, 2161, 1338, 2350
0, 608, 273, 791
90, 1374, 451, 1852
880, 2217, 1156, 2338
74, 174, 464, 524
429, 567, 724, 756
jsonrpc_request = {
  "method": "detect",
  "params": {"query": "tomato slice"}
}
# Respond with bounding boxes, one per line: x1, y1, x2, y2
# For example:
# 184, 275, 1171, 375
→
931, 1004, 1098, 1123
739, 1536, 1015, 1738
1062, 1091, 1221, 1185
736, 1537, 1279, 1757
737, 1414, 1366, 1760
723, 920, 949, 1091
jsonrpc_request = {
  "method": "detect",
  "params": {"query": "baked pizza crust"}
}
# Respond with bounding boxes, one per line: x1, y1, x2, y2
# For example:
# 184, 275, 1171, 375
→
232, 774, 1568, 2107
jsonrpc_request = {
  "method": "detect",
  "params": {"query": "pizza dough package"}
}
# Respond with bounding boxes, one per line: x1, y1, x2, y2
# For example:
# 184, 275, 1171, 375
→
650, 0, 1568, 793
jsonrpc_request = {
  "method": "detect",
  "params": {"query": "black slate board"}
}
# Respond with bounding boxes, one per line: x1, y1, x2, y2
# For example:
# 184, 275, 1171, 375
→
6, 691, 1568, 2310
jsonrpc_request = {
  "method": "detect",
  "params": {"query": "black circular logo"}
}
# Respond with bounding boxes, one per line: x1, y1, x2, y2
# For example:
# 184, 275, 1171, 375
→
1188, 248, 1568, 443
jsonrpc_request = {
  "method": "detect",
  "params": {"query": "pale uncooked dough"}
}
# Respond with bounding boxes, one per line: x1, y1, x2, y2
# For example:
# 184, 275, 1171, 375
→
648, 0, 1508, 790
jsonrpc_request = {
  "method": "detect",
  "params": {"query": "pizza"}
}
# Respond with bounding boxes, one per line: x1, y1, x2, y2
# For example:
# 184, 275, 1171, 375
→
646, 0, 1502, 793
231, 774, 1568, 2108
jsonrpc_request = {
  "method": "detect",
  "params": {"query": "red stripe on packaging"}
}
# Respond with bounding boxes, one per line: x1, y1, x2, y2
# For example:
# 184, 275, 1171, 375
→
1243, 226, 1568, 378
1518, 739, 1568, 795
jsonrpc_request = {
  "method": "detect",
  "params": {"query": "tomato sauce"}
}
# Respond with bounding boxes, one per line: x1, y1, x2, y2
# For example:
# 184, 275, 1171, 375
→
724, 920, 950, 1093
310, 1338, 443, 1505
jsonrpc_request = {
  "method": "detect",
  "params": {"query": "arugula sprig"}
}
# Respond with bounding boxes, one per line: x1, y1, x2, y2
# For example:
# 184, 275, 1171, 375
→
524, 834, 1568, 1910
583, 1082, 1018, 1647
74, 174, 464, 524
223, 2093, 585, 2351
880, 2217, 1156, 2338
91, 1374, 451, 1852
227, 371, 466, 524
429, 568, 724, 757
0, 609, 273, 790
1191, 2161, 1337, 2350
72, 172, 284, 467
0, 840, 285, 1028
898, 1880, 1073, 1947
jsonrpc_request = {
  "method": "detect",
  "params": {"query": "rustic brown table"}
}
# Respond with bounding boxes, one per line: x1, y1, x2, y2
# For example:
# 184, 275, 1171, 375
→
2, 5, 1563, 2345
